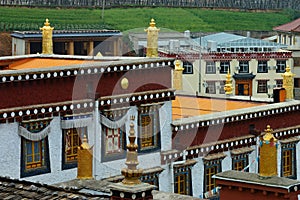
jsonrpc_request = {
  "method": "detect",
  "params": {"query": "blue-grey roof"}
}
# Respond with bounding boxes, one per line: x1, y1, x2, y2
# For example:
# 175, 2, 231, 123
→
193, 32, 287, 51
11, 29, 122, 39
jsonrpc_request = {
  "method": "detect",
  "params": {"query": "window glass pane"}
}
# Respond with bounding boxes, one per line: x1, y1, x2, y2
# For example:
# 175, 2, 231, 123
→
220, 61, 229, 73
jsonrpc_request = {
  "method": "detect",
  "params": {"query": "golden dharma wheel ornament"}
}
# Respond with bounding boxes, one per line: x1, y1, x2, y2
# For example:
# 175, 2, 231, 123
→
121, 77, 129, 89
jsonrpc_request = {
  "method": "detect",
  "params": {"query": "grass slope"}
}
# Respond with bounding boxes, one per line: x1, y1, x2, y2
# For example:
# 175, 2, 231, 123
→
0, 6, 292, 32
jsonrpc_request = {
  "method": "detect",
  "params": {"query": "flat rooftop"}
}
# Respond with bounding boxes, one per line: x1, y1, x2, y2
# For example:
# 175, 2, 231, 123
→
0, 54, 165, 71
8, 58, 96, 70
214, 170, 300, 190
172, 95, 267, 120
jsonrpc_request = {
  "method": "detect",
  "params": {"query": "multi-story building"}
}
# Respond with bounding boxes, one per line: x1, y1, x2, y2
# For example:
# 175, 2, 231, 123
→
273, 18, 300, 99
159, 32, 291, 100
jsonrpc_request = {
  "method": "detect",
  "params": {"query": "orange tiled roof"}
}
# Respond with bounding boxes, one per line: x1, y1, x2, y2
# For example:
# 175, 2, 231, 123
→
172, 95, 266, 120
273, 18, 300, 32
8, 58, 95, 70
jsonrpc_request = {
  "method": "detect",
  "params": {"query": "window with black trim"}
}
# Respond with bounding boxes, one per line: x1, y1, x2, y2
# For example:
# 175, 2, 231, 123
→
206, 81, 216, 94
138, 105, 161, 152
220, 61, 230, 74
104, 127, 124, 154
183, 61, 193, 74
232, 154, 249, 172
239, 61, 249, 73
206, 61, 216, 74
174, 165, 193, 195
20, 119, 51, 178
276, 79, 283, 88
257, 60, 268, 73
203, 159, 222, 193
62, 127, 87, 170
281, 142, 297, 179
21, 137, 50, 178
141, 171, 161, 189
276, 60, 286, 73
257, 80, 268, 93
219, 81, 225, 94
101, 109, 127, 162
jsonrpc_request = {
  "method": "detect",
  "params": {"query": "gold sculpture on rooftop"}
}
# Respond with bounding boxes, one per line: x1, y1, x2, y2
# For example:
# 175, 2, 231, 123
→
121, 116, 143, 185
40, 18, 54, 54
145, 18, 160, 57
282, 65, 295, 100
224, 70, 233, 95
259, 125, 278, 177
173, 60, 184, 90
77, 134, 93, 179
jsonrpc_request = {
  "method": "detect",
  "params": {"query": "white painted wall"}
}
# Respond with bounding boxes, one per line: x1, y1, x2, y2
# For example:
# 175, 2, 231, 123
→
0, 122, 21, 178
12, 38, 25, 55
160, 101, 172, 151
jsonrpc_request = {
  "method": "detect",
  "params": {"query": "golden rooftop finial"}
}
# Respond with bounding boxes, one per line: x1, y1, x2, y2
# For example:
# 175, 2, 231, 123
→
259, 125, 278, 177
224, 70, 233, 95
121, 116, 143, 185
173, 60, 184, 90
145, 18, 160, 57
282, 65, 295, 100
77, 134, 93, 180
150, 18, 156, 27
44, 18, 50, 26
40, 18, 54, 54
262, 125, 277, 142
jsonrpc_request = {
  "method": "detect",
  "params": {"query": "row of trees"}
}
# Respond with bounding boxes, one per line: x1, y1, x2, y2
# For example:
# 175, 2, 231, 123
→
0, 22, 108, 32
1, 0, 300, 10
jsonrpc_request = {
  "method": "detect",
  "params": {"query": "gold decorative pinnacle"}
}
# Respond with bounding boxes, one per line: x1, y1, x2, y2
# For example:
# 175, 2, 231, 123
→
77, 134, 93, 180
175, 60, 184, 71
44, 18, 50, 26
224, 70, 233, 95
149, 18, 156, 27
80, 134, 91, 150
145, 18, 160, 58
263, 125, 277, 142
259, 124, 278, 177
121, 116, 143, 185
40, 18, 54, 54
282, 65, 295, 100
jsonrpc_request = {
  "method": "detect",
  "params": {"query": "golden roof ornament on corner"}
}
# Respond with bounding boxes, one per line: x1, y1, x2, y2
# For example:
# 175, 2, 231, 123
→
262, 125, 277, 142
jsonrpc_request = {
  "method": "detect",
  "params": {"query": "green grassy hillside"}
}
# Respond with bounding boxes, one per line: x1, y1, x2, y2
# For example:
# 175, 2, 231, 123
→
0, 6, 293, 32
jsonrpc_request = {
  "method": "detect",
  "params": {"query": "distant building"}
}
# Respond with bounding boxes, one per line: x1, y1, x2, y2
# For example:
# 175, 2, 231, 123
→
156, 32, 291, 100
11, 29, 122, 56
273, 18, 300, 99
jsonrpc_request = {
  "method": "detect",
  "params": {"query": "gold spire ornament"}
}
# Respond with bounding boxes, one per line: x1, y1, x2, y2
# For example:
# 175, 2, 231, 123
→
173, 60, 184, 90
77, 135, 93, 179
40, 18, 54, 54
224, 70, 233, 95
145, 18, 160, 57
282, 65, 295, 100
259, 125, 278, 177
121, 116, 143, 185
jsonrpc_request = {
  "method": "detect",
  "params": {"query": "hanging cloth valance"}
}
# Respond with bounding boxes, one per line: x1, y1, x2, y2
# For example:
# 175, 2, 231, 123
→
100, 107, 135, 129
61, 117, 92, 129
18, 126, 51, 141
100, 112, 128, 129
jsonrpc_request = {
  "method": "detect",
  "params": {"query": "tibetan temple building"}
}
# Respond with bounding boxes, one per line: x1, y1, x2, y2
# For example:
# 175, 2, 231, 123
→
0, 19, 300, 200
